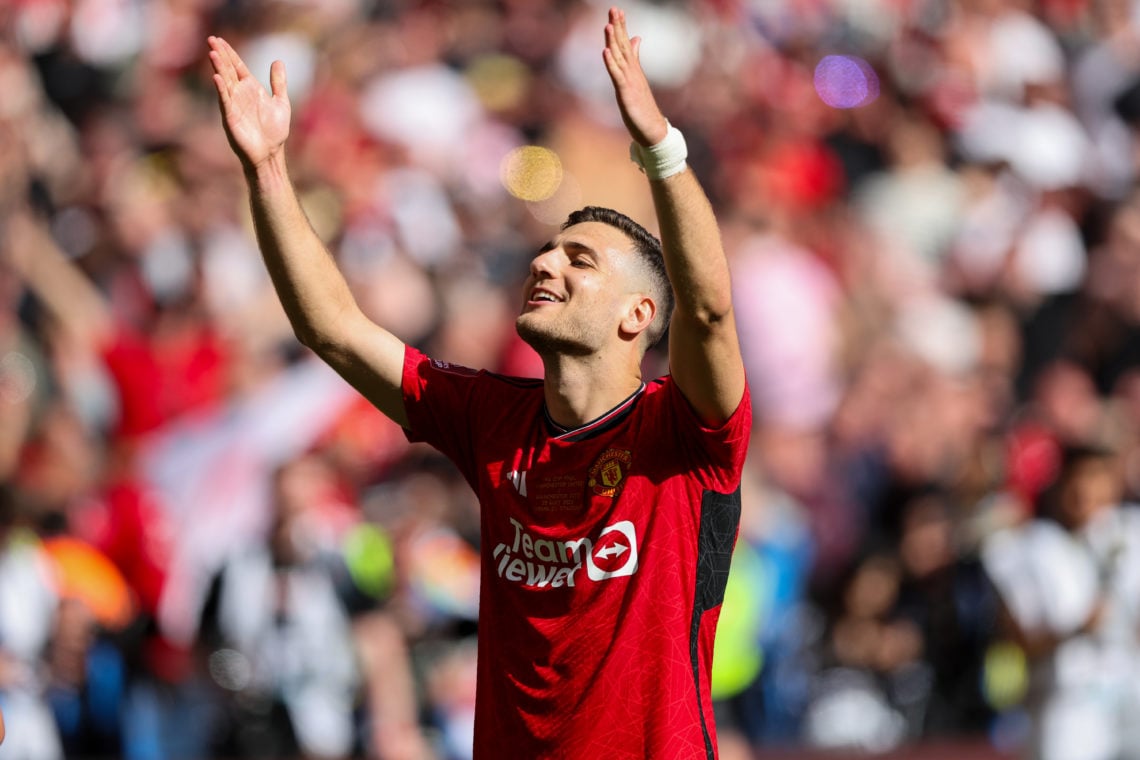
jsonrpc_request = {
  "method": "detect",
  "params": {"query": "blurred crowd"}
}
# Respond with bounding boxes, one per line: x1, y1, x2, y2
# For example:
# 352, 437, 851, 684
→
5, 0, 1140, 758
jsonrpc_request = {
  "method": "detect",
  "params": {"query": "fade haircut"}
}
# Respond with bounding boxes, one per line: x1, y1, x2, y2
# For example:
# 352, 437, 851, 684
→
562, 206, 674, 350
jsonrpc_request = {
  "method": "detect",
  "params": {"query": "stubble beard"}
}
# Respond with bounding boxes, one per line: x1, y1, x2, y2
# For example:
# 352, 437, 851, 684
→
515, 312, 595, 358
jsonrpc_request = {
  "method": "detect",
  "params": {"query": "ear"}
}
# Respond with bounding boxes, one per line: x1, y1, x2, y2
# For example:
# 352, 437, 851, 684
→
619, 294, 656, 339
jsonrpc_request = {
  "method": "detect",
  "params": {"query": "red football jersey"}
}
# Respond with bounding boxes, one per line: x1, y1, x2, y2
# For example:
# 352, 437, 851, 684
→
402, 346, 752, 759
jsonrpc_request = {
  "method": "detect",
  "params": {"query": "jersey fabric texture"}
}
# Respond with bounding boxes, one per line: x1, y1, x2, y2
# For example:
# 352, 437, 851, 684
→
401, 346, 752, 759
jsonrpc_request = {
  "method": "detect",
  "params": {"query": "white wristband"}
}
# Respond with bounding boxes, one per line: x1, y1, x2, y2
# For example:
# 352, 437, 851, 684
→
629, 122, 688, 180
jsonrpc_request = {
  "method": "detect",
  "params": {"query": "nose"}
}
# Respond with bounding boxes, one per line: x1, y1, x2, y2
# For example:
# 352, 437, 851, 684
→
529, 247, 559, 279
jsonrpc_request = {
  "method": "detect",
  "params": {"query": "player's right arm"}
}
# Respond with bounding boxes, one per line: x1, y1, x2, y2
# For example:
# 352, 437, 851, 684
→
208, 36, 408, 427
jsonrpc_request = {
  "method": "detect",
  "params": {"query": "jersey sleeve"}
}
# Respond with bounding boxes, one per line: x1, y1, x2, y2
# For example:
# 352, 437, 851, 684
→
401, 345, 484, 484
662, 377, 752, 493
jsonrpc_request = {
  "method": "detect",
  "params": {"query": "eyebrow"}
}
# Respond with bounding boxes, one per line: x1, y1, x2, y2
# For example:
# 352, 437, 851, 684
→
535, 239, 601, 259
563, 240, 597, 257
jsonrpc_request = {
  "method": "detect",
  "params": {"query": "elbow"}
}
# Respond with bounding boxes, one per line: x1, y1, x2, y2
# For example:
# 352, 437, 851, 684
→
289, 301, 352, 352
295, 331, 346, 365
294, 325, 321, 353
703, 301, 734, 327
680, 300, 734, 332
292, 305, 358, 359
673, 276, 734, 330
292, 321, 341, 357
292, 322, 322, 351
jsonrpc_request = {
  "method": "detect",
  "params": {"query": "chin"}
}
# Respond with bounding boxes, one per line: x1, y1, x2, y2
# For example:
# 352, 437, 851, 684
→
515, 316, 592, 357
515, 315, 554, 353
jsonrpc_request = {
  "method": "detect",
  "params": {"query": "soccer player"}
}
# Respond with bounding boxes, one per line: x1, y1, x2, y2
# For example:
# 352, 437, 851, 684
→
209, 6, 750, 758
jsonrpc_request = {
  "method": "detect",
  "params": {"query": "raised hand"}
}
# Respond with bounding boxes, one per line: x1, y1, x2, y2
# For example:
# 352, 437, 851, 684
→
602, 7, 668, 148
207, 36, 291, 172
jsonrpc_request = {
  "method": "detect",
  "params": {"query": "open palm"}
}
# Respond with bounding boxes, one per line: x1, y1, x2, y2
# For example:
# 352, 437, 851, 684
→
208, 36, 291, 171
602, 7, 667, 148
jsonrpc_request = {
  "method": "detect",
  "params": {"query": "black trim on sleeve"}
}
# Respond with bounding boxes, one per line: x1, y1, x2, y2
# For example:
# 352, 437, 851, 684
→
689, 486, 742, 760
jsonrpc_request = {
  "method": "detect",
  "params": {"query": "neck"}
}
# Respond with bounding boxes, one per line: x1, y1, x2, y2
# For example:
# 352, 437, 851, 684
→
540, 351, 643, 429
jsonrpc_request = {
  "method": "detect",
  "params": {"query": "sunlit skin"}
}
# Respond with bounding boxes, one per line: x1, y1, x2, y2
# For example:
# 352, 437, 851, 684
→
207, 5, 744, 434
512, 220, 662, 429
516, 221, 656, 359
206, 8, 746, 751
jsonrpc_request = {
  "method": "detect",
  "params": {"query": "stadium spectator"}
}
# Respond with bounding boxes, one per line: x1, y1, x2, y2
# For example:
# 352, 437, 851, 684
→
5, 0, 1140, 757
984, 445, 1140, 760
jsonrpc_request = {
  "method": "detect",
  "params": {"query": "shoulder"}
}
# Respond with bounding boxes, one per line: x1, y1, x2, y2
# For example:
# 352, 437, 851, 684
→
643, 373, 752, 430
405, 347, 542, 398
483, 369, 545, 392
409, 347, 541, 387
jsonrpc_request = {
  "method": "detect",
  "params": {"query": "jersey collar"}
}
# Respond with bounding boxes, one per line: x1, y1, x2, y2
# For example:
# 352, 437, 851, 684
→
543, 383, 646, 442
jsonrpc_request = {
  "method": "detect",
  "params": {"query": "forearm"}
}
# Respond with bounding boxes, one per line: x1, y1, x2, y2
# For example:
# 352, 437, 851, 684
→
648, 169, 733, 326
651, 166, 745, 424
244, 154, 409, 425
244, 153, 358, 352
209, 35, 407, 425
5, 211, 112, 346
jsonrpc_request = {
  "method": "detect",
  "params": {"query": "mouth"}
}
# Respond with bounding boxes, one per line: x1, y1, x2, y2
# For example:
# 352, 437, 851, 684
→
525, 287, 564, 307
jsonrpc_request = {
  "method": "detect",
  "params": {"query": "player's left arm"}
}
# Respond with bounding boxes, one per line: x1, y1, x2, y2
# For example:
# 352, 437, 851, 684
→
603, 7, 745, 427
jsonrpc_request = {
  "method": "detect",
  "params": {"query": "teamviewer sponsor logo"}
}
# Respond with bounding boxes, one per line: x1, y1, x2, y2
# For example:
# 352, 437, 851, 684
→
585, 521, 638, 581
492, 518, 639, 588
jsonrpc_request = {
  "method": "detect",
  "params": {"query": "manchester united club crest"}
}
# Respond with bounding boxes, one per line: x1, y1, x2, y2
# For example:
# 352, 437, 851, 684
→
588, 449, 632, 497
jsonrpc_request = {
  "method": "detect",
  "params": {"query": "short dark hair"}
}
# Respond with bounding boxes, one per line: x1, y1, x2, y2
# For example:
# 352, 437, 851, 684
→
1059, 443, 1117, 481
562, 206, 674, 349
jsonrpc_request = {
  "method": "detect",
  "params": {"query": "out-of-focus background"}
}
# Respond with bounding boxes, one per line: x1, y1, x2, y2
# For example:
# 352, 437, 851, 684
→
5, 0, 1140, 758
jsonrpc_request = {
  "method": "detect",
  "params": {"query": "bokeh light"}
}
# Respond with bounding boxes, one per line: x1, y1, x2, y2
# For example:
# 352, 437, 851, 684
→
466, 54, 531, 113
0, 351, 37, 405
526, 172, 583, 226
500, 146, 564, 202
814, 55, 880, 109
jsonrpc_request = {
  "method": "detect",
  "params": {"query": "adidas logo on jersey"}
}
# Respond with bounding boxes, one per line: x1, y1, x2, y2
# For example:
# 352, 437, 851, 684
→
507, 469, 527, 497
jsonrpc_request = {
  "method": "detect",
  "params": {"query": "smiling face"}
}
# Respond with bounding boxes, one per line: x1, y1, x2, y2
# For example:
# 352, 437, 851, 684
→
516, 221, 657, 359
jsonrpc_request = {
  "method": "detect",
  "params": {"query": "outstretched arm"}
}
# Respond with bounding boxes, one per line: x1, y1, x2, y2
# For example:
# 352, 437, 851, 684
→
602, 8, 745, 426
207, 36, 408, 426
2, 208, 114, 348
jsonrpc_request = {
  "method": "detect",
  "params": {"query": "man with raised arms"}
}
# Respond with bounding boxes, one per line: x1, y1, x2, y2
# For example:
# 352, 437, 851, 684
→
209, 7, 750, 757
